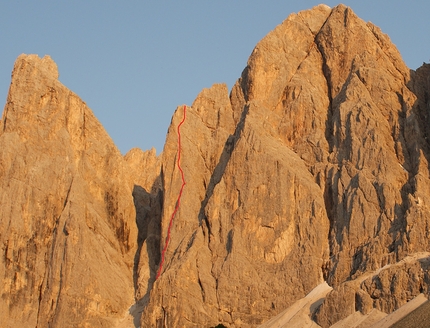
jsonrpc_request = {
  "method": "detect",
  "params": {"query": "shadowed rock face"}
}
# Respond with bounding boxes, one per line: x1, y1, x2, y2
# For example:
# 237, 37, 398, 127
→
2, 4, 430, 328
0, 54, 137, 327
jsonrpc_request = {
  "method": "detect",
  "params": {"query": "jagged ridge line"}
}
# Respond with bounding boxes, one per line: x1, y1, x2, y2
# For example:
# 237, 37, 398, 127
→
156, 105, 187, 280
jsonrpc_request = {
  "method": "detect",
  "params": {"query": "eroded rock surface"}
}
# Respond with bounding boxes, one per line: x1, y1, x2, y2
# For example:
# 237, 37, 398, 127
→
0, 54, 137, 327
2, 4, 430, 328
138, 4, 430, 328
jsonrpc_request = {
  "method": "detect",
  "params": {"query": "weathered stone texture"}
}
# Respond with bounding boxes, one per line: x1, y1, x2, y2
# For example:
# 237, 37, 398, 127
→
2, 3, 430, 328
0, 54, 137, 327
138, 4, 430, 328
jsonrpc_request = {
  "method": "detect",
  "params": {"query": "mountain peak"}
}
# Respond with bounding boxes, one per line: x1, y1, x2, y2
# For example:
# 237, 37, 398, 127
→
16, 54, 59, 79
2, 5, 430, 328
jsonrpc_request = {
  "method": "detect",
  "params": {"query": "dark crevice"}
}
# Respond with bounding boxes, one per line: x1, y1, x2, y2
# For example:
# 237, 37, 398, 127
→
225, 229, 233, 255
130, 170, 164, 327
198, 277, 205, 302
317, 27, 340, 281
1, 97, 12, 132
56, 178, 73, 230
315, 35, 334, 155
239, 65, 251, 104
47, 238, 68, 327
35, 278, 44, 328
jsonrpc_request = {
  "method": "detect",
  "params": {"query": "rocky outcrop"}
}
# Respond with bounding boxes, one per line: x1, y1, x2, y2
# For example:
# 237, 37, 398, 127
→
314, 253, 430, 327
2, 3, 430, 328
0, 55, 137, 327
141, 85, 330, 327
137, 4, 430, 327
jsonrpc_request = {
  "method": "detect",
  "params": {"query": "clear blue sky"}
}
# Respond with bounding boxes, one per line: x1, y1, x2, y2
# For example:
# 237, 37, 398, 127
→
1, 1, 429, 154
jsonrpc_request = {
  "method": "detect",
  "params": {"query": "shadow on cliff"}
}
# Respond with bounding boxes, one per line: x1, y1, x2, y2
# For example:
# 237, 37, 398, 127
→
390, 66, 430, 248
387, 68, 430, 259
322, 64, 430, 284
129, 173, 164, 327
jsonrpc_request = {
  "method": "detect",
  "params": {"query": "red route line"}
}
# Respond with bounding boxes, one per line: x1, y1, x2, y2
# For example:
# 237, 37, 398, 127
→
156, 105, 187, 280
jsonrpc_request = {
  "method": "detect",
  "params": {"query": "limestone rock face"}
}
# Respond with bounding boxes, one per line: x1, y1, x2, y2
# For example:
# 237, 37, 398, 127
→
137, 4, 430, 328
0, 54, 137, 327
2, 4, 430, 328
141, 87, 330, 327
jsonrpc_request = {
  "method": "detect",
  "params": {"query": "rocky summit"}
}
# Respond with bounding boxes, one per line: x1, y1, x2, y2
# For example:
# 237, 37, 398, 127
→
1, 4, 430, 328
